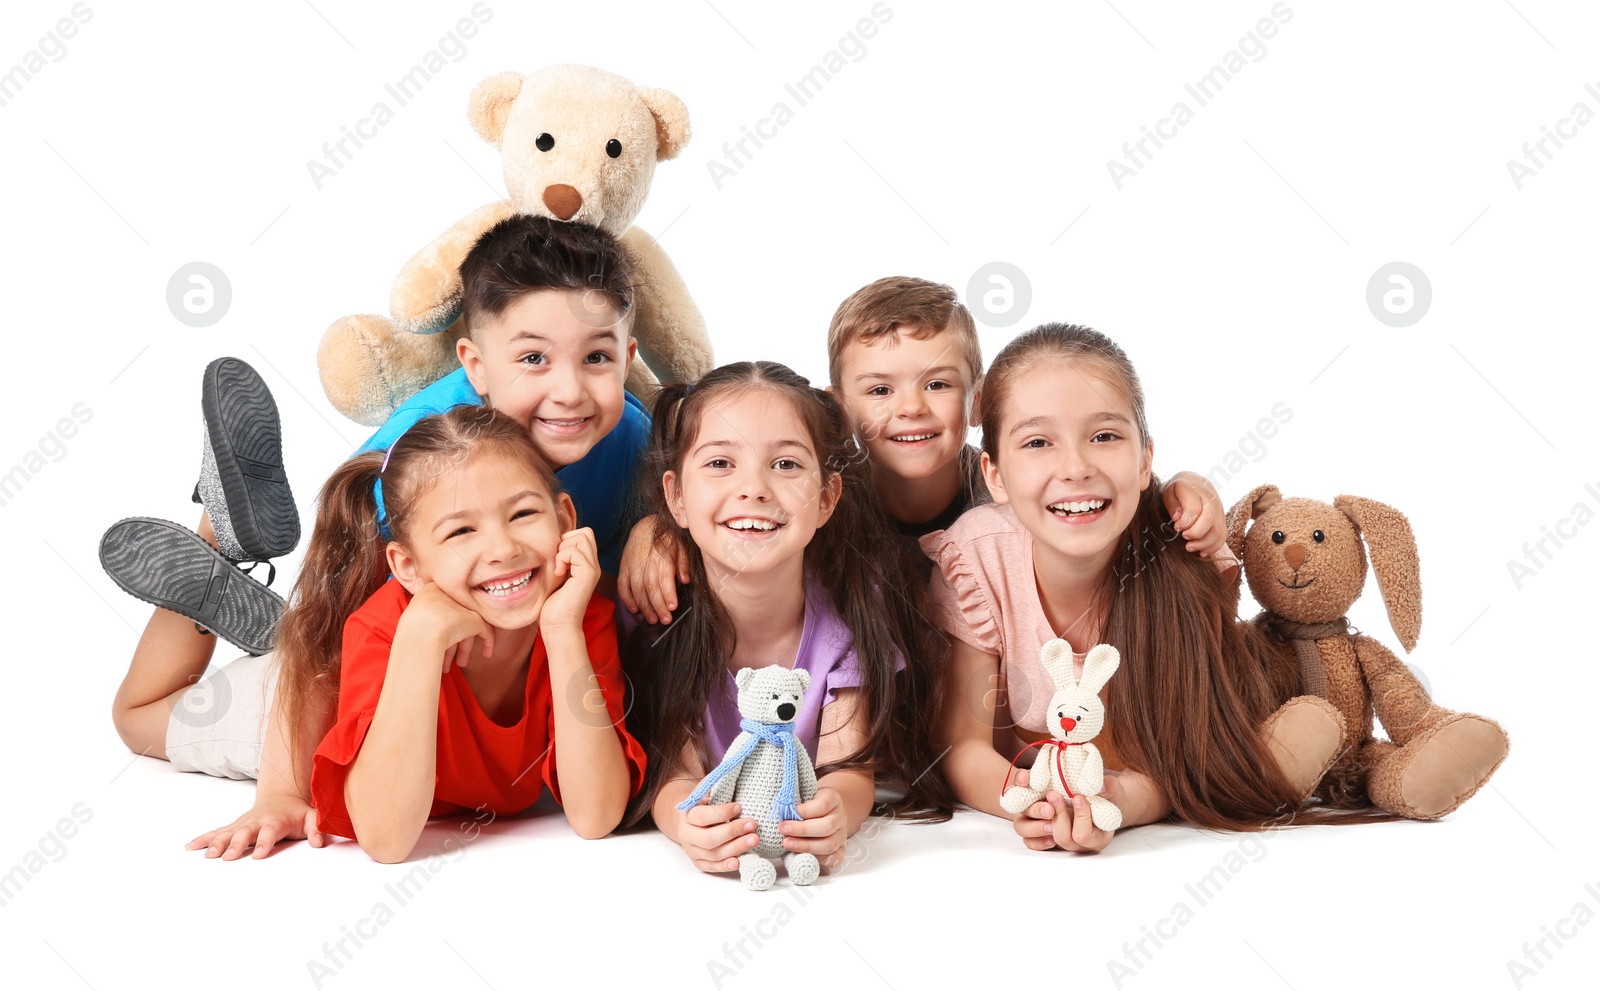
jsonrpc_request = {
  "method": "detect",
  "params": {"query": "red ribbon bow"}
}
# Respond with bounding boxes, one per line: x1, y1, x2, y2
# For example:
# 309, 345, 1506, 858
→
999, 739, 1086, 801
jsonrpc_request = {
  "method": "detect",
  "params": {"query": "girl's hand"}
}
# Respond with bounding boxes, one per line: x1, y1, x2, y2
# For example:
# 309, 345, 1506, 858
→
677, 800, 761, 873
1162, 471, 1229, 560
540, 527, 600, 633
779, 787, 848, 867
1013, 791, 1115, 853
617, 516, 691, 624
186, 795, 324, 860
400, 582, 495, 672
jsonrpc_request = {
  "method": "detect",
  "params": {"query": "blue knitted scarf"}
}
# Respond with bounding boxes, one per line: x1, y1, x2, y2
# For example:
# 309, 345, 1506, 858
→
676, 719, 801, 822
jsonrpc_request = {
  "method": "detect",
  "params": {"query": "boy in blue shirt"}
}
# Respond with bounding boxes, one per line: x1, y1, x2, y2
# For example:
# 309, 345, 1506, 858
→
358, 214, 651, 578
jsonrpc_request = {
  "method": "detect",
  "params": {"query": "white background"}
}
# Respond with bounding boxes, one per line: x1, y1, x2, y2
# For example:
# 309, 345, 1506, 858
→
0, 1, 1595, 989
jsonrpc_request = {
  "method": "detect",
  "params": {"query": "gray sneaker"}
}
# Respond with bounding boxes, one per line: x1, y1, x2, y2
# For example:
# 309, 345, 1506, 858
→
193, 357, 300, 565
99, 517, 284, 655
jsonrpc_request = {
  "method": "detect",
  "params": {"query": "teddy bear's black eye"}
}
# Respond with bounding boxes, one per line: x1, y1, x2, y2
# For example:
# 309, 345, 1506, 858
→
1271, 530, 1286, 544
1312, 530, 1325, 543
771, 693, 779, 700
535, 133, 555, 152
605, 138, 622, 158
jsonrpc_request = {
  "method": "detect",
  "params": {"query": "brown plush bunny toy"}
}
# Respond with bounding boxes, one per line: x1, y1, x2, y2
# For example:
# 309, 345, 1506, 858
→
1226, 486, 1509, 819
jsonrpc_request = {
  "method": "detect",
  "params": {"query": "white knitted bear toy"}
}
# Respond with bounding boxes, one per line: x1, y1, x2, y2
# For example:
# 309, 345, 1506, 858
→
678, 666, 820, 890
999, 641, 1124, 831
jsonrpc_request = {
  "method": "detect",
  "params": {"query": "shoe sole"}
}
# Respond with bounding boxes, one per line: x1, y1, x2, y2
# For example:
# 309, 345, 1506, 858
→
202, 357, 300, 560
100, 517, 284, 655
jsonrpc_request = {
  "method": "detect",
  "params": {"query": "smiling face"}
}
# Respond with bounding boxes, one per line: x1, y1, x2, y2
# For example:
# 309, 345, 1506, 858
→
386, 447, 575, 631
458, 288, 637, 468
833, 326, 975, 485
663, 388, 841, 586
982, 357, 1152, 572
1241, 499, 1367, 622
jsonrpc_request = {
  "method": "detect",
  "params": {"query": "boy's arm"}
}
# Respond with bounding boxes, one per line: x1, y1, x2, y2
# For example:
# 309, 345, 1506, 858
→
617, 514, 691, 624
1161, 470, 1232, 562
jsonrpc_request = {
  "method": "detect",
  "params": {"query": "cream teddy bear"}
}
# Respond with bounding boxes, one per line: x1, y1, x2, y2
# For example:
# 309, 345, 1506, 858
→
999, 640, 1124, 832
677, 666, 821, 891
318, 63, 714, 425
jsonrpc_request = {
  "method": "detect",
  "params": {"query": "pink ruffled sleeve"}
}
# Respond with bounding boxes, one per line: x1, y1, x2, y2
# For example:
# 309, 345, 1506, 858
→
920, 528, 1003, 656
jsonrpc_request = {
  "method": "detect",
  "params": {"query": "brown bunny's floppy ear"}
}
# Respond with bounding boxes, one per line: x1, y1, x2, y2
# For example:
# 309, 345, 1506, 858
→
636, 85, 691, 161
1335, 495, 1422, 652
1225, 484, 1282, 560
469, 72, 525, 147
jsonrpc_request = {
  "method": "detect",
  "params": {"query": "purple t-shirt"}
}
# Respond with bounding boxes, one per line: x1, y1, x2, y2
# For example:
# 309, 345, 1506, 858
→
623, 581, 899, 759
704, 582, 876, 759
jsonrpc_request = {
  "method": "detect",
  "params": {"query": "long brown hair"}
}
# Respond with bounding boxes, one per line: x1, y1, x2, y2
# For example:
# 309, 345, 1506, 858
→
981, 323, 1350, 830
274, 406, 563, 783
623, 361, 956, 824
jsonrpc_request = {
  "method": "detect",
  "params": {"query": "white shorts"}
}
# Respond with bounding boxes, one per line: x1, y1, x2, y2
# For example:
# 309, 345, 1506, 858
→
164, 651, 279, 780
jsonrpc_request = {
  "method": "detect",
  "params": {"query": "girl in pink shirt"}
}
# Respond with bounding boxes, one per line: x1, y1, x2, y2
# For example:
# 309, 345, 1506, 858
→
928, 323, 1345, 852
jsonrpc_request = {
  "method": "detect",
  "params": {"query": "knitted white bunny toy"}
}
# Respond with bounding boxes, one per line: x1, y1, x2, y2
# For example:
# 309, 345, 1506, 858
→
677, 666, 820, 891
999, 641, 1123, 831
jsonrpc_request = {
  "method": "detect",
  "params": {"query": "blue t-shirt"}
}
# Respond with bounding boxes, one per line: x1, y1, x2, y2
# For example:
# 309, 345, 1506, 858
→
355, 367, 650, 574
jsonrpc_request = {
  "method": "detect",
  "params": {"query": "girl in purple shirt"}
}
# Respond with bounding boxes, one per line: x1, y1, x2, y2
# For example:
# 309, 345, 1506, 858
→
622, 361, 952, 876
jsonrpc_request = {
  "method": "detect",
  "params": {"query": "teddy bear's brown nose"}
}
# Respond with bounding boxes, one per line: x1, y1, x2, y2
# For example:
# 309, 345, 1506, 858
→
543, 184, 582, 220
1284, 543, 1308, 570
